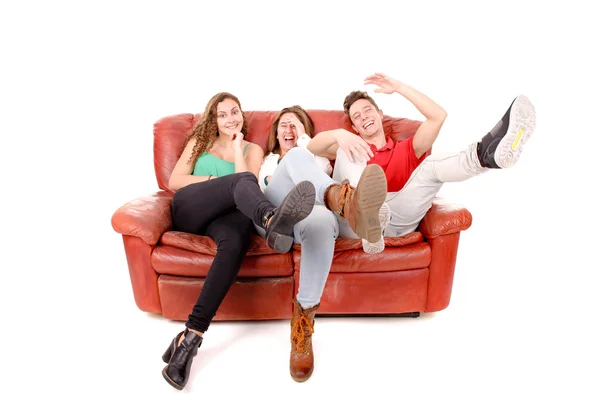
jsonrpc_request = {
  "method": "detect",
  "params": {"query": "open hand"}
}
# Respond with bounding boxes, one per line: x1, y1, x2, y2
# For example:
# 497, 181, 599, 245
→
364, 72, 402, 94
336, 129, 374, 163
282, 114, 306, 137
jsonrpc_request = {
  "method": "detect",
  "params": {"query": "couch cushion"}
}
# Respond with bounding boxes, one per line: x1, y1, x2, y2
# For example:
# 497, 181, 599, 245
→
155, 231, 292, 277
158, 275, 294, 321
160, 231, 278, 256
293, 269, 429, 314
152, 245, 293, 278
312, 231, 425, 252
292, 231, 430, 273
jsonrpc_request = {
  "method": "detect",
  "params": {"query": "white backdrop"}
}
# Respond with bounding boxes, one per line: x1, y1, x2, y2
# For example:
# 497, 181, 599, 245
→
1, 0, 598, 398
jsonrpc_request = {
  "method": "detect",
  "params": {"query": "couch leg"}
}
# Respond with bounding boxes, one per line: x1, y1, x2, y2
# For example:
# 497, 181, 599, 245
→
387, 312, 420, 318
318, 312, 420, 318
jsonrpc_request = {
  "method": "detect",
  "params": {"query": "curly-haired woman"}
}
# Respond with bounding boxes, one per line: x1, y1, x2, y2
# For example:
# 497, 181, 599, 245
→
162, 92, 316, 390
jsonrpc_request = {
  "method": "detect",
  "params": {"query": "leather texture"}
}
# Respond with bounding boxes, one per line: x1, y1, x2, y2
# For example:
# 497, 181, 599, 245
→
112, 109, 473, 320
158, 275, 294, 321
289, 299, 319, 382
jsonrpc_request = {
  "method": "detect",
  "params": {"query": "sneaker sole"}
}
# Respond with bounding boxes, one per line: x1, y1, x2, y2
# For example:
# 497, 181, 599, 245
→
266, 181, 316, 253
354, 165, 387, 243
362, 202, 391, 254
495, 95, 536, 168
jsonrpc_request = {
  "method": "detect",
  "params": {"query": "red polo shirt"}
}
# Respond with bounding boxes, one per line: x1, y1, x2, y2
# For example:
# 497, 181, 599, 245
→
366, 136, 426, 192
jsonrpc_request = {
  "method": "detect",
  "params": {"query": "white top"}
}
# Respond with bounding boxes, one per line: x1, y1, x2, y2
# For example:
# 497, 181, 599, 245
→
258, 134, 333, 192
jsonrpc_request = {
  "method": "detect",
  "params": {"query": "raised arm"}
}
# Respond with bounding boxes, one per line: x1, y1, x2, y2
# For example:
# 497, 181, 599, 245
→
365, 73, 447, 158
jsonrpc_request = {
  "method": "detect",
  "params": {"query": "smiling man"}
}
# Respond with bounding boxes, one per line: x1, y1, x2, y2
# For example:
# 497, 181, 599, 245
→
307, 72, 537, 246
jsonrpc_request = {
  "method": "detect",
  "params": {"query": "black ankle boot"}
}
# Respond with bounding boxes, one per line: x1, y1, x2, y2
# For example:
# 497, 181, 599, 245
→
162, 329, 203, 390
264, 181, 315, 253
162, 329, 188, 363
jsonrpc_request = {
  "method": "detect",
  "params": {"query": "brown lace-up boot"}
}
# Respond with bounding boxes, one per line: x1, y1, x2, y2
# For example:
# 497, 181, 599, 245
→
324, 164, 387, 243
290, 299, 319, 382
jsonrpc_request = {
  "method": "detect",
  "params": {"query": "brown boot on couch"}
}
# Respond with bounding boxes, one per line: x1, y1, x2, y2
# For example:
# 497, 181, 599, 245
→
324, 164, 387, 243
290, 299, 319, 383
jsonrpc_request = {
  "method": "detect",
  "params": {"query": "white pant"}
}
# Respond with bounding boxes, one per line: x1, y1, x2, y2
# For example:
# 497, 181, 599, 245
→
334, 143, 487, 238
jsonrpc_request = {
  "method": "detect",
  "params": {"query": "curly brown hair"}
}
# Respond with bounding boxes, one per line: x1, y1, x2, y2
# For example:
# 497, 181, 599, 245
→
267, 105, 315, 155
183, 92, 248, 164
343, 90, 380, 119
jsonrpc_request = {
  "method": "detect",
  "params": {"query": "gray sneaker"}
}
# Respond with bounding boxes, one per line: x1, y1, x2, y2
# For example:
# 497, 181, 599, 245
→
477, 95, 536, 169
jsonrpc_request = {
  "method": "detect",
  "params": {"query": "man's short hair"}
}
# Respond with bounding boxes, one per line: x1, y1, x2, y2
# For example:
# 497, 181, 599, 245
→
343, 91, 380, 117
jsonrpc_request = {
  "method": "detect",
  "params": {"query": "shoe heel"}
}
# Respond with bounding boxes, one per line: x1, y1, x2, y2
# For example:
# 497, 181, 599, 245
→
162, 343, 174, 363
265, 181, 315, 253
267, 232, 293, 253
356, 166, 387, 242
162, 329, 203, 390
162, 329, 186, 363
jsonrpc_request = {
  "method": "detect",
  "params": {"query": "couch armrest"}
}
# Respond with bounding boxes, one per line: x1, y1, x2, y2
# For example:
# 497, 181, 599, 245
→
419, 198, 472, 239
111, 191, 173, 245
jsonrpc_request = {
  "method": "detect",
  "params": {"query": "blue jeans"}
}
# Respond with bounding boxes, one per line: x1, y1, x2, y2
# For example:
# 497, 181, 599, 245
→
256, 148, 338, 309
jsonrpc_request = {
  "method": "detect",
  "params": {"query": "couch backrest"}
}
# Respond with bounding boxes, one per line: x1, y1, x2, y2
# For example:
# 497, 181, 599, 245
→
153, 110, 423, 192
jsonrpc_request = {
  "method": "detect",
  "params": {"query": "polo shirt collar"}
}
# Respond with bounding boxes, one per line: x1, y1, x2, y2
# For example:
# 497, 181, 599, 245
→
370, 137, 394, 152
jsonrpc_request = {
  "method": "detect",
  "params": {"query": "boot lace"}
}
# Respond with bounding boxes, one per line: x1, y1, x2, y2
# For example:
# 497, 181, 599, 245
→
291, 315, 314, 354
336, 180, 352, 218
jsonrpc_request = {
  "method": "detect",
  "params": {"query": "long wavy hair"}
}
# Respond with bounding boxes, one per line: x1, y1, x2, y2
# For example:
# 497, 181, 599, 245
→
267, 105, 315, 156
183, 92, 249, 164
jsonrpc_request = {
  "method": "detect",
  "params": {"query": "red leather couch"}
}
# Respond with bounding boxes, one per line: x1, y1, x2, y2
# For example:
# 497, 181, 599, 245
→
111, 110, 473, 322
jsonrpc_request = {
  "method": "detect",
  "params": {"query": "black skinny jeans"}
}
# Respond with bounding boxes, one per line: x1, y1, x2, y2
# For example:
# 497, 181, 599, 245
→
171, 172, 274, 332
